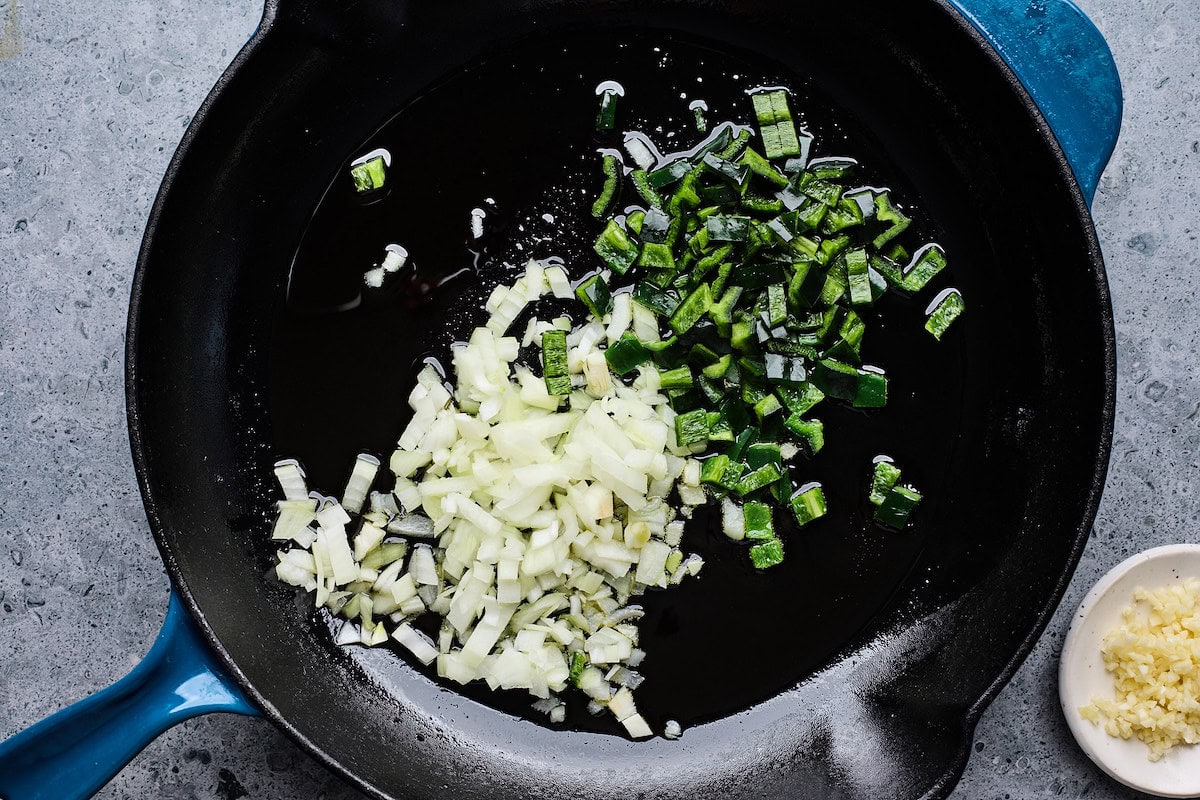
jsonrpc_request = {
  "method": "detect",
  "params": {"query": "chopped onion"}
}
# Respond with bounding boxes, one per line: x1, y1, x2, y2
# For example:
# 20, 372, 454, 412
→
721, 497, 744, 541
381, 244, 408, 273
393, 623, 438, 664
269, 266, 715, 735
273, 460, 308, 501
621, 712, 653, 739
545, 265, 573, 299
409, 544, 439, 586
387, 513, 436, 538
663, 719, 682, 739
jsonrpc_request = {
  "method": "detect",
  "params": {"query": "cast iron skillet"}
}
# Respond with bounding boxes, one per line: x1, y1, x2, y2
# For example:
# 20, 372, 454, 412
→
0, 1, 1120, 798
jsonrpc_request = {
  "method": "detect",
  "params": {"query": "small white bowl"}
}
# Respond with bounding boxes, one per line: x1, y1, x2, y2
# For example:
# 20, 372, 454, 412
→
1060, 544, 1200, 798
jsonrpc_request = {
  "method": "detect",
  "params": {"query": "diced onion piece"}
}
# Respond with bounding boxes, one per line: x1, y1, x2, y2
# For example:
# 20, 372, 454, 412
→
390, 450, 431, 479
545, 265, 573, 299
315, 525, 357, 587
605, 293, 634, 343
273, 459, 308, 501
382, 244, 408, 273
334, 623, 362, 646
635, 540, 671, 587
387, 513, 436, 538
352, 522, 386, 562
608, 686, 638, 721
621, 712, 653, 739
393, 623, 439, 664
663, 719, 682, 739
678, 484, 706, 507
721, 497, 744, 541
410, 544, 439, 585
272, 499, 317, 542
342, 454, 380, 514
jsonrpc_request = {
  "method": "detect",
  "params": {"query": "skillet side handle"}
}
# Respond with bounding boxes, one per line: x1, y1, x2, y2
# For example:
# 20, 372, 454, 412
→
0, 592, 258, 800
945, 0, 1122, 206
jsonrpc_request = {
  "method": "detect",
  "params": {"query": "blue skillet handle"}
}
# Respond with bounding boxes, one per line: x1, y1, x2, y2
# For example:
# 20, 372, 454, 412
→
0, 592, 258, 800
945, 0, 1122, 205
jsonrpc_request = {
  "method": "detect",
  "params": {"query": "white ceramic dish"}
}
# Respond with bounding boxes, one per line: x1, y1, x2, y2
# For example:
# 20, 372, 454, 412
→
1060, 543, 1200, 799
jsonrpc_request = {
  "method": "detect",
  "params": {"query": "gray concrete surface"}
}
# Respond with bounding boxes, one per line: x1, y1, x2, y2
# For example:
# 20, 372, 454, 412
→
0, 0, 1195, 797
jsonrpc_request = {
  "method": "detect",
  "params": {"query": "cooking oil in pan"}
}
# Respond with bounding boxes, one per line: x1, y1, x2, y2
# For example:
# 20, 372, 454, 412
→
271, 28, 964, 734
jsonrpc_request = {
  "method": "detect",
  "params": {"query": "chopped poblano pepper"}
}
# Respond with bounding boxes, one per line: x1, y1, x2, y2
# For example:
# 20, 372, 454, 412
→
869, 460, 902, 507
700, 454, 732, 486
596, 88, 619, 131
749, 90, 801, 160
669, 283, 712, 335
706, 215, 751, 242
734, 463, 783, 496
924, 288, 964, 340
591, 154, 621, 218
658, 365, 694, 390
845, 248, 872, 306
717, 129, 752, 160
776, 382, 824, 416
872, 192, 911, 249
812, 359, 887, 408
350, 156, 387, 193
638, 241, 676, 271
743, 501, 774, 540
633, 282, 680, 316
702, 153, 750, 186
575, 274, 613, 317
790, 483, 827, 526
674, 409, 710, 447
593, 220, 638, 275
541, 329, 571, 396
631, 169, 664, 208
749, 538, 784, 568
903, 245, 948, 292
875, 484, 922, 529
739, 147, 788, 188
569, 651, 588, 686
604, 333, 650, 375
573, 89, 956, 557
702, 354, 733, 379
745, 442, 782, 470
784, 415, 824, 454
648, 159, 691, 189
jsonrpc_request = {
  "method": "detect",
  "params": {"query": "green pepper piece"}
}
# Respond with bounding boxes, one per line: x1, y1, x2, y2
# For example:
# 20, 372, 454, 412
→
668, 283, 712, 335
541, 330, 572, 396
875, 484, 922, 528
790, 483, 827, 526
784, 415, 824, 454
924, 289, 965, 340
575, 274, 613, 317
869, 460, 902, 507
749, 538, 784, 568
744, 501, 774, 540
593, 220, 639, 275
674, 408, 710, 447
350, 156, 387, 193
734, 463, 782, 496
604, 333, 650, 376
591, 154, 622, 218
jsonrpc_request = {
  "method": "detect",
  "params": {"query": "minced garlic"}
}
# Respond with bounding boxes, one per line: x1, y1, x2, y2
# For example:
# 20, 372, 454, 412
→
1080, 577, 1200, 761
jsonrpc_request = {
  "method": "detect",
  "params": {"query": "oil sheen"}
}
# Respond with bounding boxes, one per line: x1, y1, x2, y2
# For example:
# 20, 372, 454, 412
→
270, 29, 964, 734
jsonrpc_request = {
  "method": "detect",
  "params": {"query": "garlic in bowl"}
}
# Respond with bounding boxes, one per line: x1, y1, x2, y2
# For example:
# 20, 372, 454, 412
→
1060, 544, 1200, 798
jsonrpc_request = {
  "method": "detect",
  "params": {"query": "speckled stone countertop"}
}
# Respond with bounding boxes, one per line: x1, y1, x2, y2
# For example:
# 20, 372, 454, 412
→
1, 1, 1196, 797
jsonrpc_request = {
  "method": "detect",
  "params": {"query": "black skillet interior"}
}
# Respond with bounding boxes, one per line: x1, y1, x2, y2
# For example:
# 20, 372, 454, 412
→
127, 1, 1113, 798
